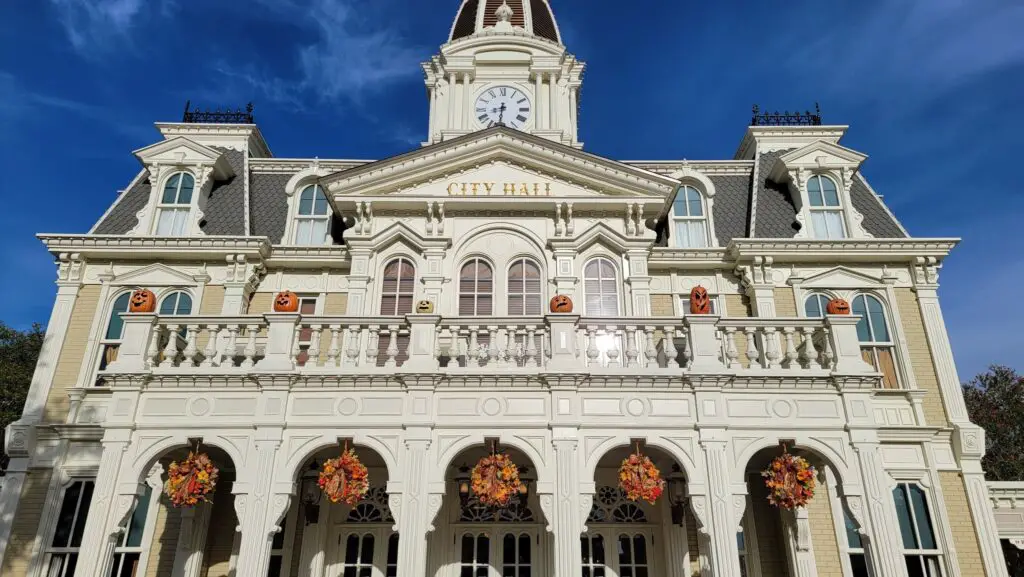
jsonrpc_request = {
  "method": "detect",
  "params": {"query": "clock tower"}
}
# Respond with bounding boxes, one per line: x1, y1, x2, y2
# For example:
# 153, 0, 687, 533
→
423, 0, 585, 147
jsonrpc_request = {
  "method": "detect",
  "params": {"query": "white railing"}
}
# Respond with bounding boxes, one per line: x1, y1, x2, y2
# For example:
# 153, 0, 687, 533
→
717, 319, 834, 371
148, 316, 265, 369
437, 317, 548, 369
577, 318, 689, 369
294, 317, 408, 369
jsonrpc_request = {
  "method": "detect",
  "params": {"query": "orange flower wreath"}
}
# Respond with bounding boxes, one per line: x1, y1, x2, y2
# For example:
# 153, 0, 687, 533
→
319, 446, 370, 506
471, 452, 522, 508
619, 449, 665, 504
762, 451, 816, 509
164, 451, 219, 508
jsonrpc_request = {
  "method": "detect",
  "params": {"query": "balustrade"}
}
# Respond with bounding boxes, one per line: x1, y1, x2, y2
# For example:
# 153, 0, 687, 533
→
716, 319, 835, 372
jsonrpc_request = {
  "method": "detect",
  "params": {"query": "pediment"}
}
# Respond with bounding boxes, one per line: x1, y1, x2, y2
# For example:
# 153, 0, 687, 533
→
796, 266, 884, 289
777, 141, 867, 171
133, 137, 233, 179
110, 263, 207, 287
322, 128, 678, 201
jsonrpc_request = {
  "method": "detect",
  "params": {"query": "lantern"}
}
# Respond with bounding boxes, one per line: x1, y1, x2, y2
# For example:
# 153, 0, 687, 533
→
826, 298, 851, 315
690, 286, 711, 315
549, 295, 574, 313
416, 300, 435, 314
129, 289, 156, 313
274, 290, 299, 312
455, 465, 471, 506
666, 465, 688, 525
300, 459, 321, 525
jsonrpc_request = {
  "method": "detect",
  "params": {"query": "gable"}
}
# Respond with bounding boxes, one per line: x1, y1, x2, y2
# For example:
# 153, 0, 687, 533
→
776, 141, 867, 171
108, 263, 206, 286
796, 266, 885, 289
132, 137, 234, 179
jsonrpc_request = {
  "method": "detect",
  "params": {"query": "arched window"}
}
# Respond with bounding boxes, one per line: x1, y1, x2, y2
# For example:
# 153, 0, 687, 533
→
155, 172, 195, 236
97, 292, 132, 380
671, 185, 709, 248
159, 291, 193, 316
508, 258, 542, 315
584, 258, 619, 316
293, 184, 331, 245
804, 293, 832, 318
852, 294, 898, 388
459, 259, 493, 316
807, 175, 846, 239
380, 258, 415, 315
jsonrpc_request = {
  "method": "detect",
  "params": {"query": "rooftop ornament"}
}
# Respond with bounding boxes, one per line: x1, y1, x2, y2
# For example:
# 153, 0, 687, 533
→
182, 100, 255, 124
751, 103, 822, 127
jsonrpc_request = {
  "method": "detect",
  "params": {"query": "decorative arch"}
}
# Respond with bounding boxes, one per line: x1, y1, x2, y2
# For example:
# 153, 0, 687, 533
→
434, 434, 552, 487
731, 436, 855, 490
126, 433, 248, 489
451, 222, 547, 264
284, 166, 331, 197
581, 435, 701, 494
280, 432, 401, 491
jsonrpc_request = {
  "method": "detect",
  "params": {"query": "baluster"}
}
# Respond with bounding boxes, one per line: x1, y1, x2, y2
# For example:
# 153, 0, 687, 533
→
801, 326, 820, 369
606, 329, 621, 367
510, 329, 523, 368
307, 326, 323, 368
436, 327, 448, 368
764, 327, 782, 369
488, 327, 500, 367
290, 324, 302, 365
200, 325, 219, 368
384, 327, 400, 367
586, 328, 600, 367
241, 325, 257, 368
160, 324, 180, 368
744, 327, 760, 369
146, 326, 161, 368
783, 327, 799, 369
678, 328, 691, 368
222, 326, 237, 368
821, 327, 835, 369
327, 325, 341, 368
468, 328, 480, 366
724, 327, 741, 369
182, 325, 200, 367
643, 327, 658, 368
625, 327, 640, 369
366, 327, 380, 367
663, 326, 679, 369
346, 326, 360, 366
526, 328, 539, 368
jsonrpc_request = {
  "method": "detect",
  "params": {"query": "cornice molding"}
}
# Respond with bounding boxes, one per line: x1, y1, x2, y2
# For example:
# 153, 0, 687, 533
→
251, 158, 371, 175
727, 238, 959, 262
38, 234, 272, 260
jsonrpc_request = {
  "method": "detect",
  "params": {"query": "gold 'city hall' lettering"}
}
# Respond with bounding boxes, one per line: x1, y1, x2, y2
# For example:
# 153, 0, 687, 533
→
446, 182, 553, 196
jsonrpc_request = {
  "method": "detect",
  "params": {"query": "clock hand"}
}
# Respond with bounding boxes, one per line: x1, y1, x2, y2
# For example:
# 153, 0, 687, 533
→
498, 102, 507, 125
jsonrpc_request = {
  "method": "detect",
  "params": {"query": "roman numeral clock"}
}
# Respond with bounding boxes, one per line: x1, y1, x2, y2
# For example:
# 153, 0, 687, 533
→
475, 86, 531, 129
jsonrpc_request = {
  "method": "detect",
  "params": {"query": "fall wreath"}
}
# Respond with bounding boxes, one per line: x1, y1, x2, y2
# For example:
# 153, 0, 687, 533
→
319, 446, 370, 506
762, 451, 816, 509
471, 452, 523, 508
164, 451, 219, 508
619, 449, 665, 504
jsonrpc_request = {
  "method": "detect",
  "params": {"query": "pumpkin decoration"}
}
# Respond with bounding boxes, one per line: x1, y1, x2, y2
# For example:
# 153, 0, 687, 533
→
762, 450, 816, 509
549, 295, 574, 314
318, 444, 370, 506
274, 290, 299, 313
164, 451, 219, 508
416, 300, 435, 314
619, 447, 665, 504
826, 298, 851, 315
471, 449, 523, 508
690, 286, 711, 315
129, 289, 157, 313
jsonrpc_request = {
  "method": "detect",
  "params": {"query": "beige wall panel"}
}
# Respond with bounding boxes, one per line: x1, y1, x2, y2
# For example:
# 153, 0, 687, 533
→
248, 292, 274, 315
1, 470, 53, 576
651, 294, 675, 317
724, 294, 751, 318
774, 288, 798, 318
145, 497, 182, 577
749, 475, 790, 577
199, 285, 226, 315
808, 485, 843, 577
201, 482, 237, 577
894, 289, 948, 426
325, 293, 349, 315
44, 285, 101, 423
939, 472, 988, 577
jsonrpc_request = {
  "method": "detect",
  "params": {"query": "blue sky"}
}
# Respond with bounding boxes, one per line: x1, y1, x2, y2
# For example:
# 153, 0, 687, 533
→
1, 0, 1022, 379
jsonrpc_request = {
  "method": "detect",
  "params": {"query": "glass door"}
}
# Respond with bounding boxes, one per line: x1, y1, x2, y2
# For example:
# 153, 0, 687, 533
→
330, 528, 399, 577
456, 529, 538, 577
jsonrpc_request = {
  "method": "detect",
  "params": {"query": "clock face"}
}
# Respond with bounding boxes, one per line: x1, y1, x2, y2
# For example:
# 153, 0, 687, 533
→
475, 85, 531, 129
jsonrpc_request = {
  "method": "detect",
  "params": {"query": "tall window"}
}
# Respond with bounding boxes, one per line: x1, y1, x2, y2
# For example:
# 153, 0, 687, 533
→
672, 185, 709, 248
380, 258, 415, 315
97, 292, 132, 381
507, 258, 542, 315
459, 259, 494, 316
893, 483, 944, 577
155, 172, 194, 236
110, 485, 153, 577
502, 533, 531, 577
341, 533, 375, 577
461, 533, 490, 577
386, 534, 399, 577
843, 511, 870, 577
43, 480, 95, 577
584, 258, 619, 316
852, 294, 898, 388
581, 534, 606, 577
617, 534, 650, 577
293, 184, 331, 245
807, 175, 846, 239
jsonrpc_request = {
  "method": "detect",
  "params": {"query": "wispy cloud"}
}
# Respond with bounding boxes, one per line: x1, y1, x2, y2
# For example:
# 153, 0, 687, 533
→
48, 0, 176, 56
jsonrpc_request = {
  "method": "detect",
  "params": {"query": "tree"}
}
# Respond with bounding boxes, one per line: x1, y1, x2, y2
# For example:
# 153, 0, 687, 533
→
963, 366, 1024, 481
0, 322, 44, 473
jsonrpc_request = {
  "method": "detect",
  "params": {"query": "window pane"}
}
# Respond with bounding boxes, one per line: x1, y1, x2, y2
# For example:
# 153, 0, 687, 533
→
808, 177, 823, 207
125, 486, 152, 547
462, 535, 475, 564
824, 210, 846, 238
53, 482, 83, 547
805, 295, 823, 318
893, 485, 918, 549
877, 348, 899, 389
688, 222, 707, 248
314, 187, 329, 215
687, 188, 703, 216
810, 212, 828, 239
866, 297, 890, 341
821, 177, 839, 206
477, 534, 489, 564
162, 174, 180, 204
852, 297, 873, 342
178, 174, 194, 204
299, 187, 314, 215
70, 481, 94, 548
345, 535, 360, 564
105, 294, 132, 340
844, 511, 863, 549
312, 219, 328, 245
850, 553, 870, 577
909, 485, 937, 550
905, 556, 925, 577
618, 535, 632, 564
156, 210, 176, 236
267, 556, 283, 577
360, 534, 375, 563
504, 534, 516, 563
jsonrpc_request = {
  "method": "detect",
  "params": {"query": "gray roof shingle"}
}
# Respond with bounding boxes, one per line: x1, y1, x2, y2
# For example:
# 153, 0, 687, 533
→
850, 173, 907, 238
753, 150, 801, 238
93, 171, 151, 234
249, 173, 291, 243
708, 174, 752, 243
201, 150, 246, 236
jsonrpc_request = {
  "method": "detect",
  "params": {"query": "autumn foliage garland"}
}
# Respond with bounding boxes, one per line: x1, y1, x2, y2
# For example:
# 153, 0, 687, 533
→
471, 453, 522, 508
164, 452, 219, 508
762, 452, 816, 509
319, 447, 370, 506
619, 450, 665, 504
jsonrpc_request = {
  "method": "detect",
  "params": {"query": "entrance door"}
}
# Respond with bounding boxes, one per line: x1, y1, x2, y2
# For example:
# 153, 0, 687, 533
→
456, 529, 539, 577
582, 528, 656, 577
329, 527, 399, 577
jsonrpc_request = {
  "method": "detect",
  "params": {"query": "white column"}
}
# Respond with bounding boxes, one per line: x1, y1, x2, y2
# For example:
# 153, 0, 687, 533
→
447, 73, 457, 130
72, 431, 135, 577
171, 502, 213, 577
552, 430, 582, 577
782, 508, 816, 577
233, 432, 285, 577
548, 73, 558, 130
545, 314, 581, 371
849, 436, 910, 577
255, 313, 299, 371
956, 426, 1011, 577
660, 498, 690, 577
534, 72, 545, 130
19, 282, 81, 420
403, 315, 440, 371
397, 429, 432, 577
461, 73, 471, 130
697, 431, 743, 577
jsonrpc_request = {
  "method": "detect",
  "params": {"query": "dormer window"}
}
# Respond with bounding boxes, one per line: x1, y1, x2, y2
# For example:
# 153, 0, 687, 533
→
671, 185, 709, 248
293, 184, 332, 245
807, 175, 846, 239
155, 172, 194, 236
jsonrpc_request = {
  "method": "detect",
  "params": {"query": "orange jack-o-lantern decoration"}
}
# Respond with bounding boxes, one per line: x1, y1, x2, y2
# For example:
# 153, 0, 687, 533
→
826, 298, 851, 315
549, 295, 574, 314
690, 286, 711, 315
129, 289, 156, 313
274, 290, 300, 313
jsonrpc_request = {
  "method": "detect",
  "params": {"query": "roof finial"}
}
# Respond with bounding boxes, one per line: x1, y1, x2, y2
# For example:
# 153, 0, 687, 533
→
495, 0, 514, 23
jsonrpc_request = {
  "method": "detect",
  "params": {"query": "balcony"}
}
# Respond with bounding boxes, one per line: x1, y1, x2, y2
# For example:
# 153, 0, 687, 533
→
100, 311, 883, 389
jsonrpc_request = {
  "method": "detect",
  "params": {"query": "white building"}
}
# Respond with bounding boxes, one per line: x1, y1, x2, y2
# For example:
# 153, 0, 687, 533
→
0, 1, 1013, 577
